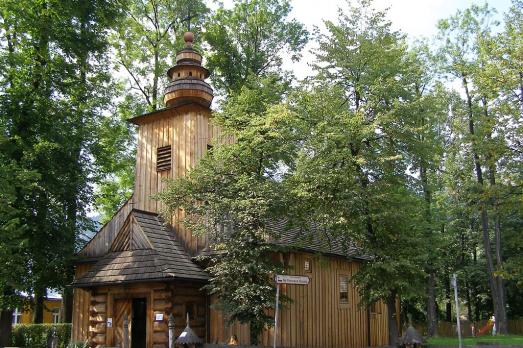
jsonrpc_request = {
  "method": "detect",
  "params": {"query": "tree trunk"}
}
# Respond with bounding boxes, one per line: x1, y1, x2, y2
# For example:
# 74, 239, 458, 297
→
152, 46, 159, 111
445, 279, 452, 322
490, 185, 508, 333
33, 291, 45, 323
0, 308, 13, 346
420, 161, 437, 337
387, 290, 399, 347
426, 272, 438, 336
462, 76, 505, 334
482, 115, 508, 334
249, 321, 261, 346
62, 287, 73, 323
518, 71, 523, 116
465, 280, 473, 321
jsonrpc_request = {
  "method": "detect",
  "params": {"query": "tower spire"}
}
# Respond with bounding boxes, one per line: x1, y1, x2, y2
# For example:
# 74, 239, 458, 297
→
163, 32, 213, 108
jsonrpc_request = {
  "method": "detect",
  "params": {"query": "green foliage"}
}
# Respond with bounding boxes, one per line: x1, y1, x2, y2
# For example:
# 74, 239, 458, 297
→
11, 323, 72, 348
159, 76, 296, 344
204, 0, 308, 95
290, 0, 435, 305
0, 0, 122, 320
112, 0, 209, 111
434, 1, 523, 331
93, 95, 140, 224
427, 335, 523, 346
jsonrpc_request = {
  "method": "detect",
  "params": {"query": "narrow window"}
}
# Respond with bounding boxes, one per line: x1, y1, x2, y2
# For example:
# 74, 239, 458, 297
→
189, 71, 193, 76
304, 258, 312, 273
52, 308, 61, 323
339, 275, 349, 304
157, 145, 172, 171
177, 72, 180, 77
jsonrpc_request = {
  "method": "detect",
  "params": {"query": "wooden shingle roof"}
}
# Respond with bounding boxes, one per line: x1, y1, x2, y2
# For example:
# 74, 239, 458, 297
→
74, 210, 208, 287
268, 220, 370, 260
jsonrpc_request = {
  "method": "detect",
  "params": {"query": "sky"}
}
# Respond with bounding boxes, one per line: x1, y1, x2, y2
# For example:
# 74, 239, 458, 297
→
220, 0, 513, 79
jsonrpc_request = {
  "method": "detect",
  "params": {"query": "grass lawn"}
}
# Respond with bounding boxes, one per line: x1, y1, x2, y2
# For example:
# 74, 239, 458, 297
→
427, 335, 523, 346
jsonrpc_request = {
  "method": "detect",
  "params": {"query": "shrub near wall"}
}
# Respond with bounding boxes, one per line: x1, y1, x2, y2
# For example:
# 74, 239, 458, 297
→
11, 323, 71, 348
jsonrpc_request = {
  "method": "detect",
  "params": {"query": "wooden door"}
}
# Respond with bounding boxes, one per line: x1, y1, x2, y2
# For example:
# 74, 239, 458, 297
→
114, 299, 132, 347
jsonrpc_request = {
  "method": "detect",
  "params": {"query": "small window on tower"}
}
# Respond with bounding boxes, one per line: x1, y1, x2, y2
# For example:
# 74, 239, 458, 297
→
157, 145, 172, 172
177, 73, 180, 77
189, 71, 193, 76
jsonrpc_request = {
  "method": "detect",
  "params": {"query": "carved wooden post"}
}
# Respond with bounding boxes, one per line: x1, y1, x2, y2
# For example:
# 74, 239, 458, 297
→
123, 315, 129, 348
169, 313, 175, 348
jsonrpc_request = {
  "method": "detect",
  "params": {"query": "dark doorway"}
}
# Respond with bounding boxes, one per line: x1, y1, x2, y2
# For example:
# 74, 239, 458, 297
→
131, 298, 147, 348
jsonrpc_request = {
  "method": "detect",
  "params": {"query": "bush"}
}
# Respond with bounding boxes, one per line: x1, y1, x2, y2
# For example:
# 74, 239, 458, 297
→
11, 323, 71, 348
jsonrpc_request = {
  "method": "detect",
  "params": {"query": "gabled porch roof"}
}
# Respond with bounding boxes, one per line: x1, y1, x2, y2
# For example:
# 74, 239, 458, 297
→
73, 210, 208, 287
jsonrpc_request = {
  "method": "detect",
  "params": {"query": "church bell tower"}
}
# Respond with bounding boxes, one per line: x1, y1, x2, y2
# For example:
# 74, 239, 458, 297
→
129, 32, 217, 252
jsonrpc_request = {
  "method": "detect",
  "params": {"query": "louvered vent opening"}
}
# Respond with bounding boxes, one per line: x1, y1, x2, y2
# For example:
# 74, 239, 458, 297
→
157, 145, 172, 172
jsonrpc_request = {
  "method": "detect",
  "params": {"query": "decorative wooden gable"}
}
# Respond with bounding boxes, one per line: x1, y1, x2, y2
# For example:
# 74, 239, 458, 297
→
110, 214, 152, 252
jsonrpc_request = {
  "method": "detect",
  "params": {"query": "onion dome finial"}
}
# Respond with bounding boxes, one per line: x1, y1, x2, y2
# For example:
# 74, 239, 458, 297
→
183, 31, 194, 47
163, 32, 213, 108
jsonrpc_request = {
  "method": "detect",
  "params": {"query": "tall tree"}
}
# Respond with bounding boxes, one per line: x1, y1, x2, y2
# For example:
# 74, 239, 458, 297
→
159, 1, 308, 343
402, 43, 448, 336
113, 0, 208, 111
204, 0, 308, 95
437, 4, 510, 333
285, 1, 446, 343
159, 76, 297, 345
0, 0, 120, 327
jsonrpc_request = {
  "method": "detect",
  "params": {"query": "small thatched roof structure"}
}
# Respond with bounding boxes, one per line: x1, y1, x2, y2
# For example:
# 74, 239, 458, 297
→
399, 325, 424, 346
175, 314, 203, 346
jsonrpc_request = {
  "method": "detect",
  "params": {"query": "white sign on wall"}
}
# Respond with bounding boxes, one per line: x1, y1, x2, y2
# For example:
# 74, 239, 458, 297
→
275, 274, 310, 285
107, 318, 112, 328
155, 313, 164, 321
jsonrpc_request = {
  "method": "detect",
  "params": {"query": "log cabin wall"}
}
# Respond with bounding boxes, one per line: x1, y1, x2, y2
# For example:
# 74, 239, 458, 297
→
72, 264, 93, 343
73, 281, 208, 348
170, 283, 209, 341
210, 251, 389, 348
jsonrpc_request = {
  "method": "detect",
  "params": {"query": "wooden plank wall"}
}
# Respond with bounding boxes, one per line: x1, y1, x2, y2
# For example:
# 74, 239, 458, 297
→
134, 105, 215, 215
72, 264, 93, 343
133, 105, 231, 255
79, 197, 133, 258
170, 283, 208, 341
210, 252, 389, 348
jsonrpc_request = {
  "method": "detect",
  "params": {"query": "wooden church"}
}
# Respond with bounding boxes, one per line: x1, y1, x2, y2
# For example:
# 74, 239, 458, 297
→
72, 32, 391, 348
